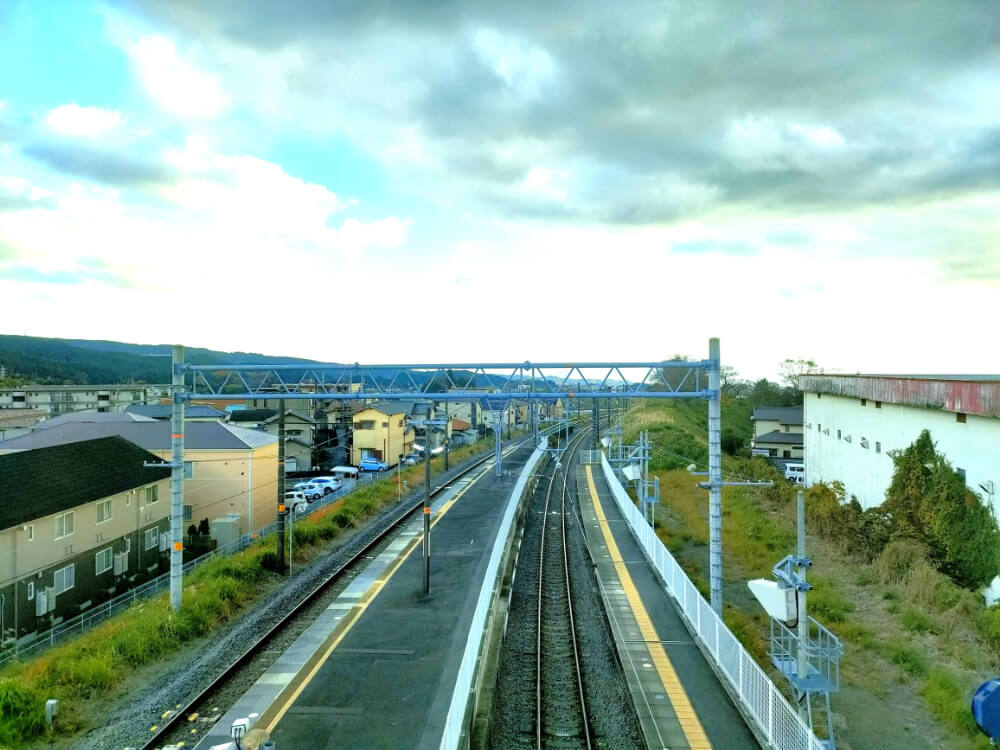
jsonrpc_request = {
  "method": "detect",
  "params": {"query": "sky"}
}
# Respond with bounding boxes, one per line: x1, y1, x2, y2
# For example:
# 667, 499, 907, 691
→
0, 1, 997, 381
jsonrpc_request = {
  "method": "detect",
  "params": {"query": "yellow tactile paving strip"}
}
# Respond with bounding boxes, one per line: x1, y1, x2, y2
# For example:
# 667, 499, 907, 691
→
585, 465, 712, 750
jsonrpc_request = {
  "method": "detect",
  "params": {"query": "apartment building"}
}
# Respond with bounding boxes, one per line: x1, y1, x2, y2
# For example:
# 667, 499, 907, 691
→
0, 384, 165, 415
0, 437, 171, 640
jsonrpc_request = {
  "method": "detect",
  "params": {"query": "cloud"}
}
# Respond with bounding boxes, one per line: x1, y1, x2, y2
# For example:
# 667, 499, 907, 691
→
45, 104, 122, 137
129, 35, 229, 118
22, 140, 177, 186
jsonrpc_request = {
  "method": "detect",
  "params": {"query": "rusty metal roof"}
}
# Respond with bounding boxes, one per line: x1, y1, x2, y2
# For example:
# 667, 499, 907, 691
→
799, 374, 1000, 418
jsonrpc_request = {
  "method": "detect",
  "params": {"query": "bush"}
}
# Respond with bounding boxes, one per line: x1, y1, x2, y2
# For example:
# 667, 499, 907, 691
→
259, 551, 281, 573
0, 679, 47, 743
900, 607, 936, 634
878, 639, 928, 678
921, 669, 981, 737
873, 540, 926, 585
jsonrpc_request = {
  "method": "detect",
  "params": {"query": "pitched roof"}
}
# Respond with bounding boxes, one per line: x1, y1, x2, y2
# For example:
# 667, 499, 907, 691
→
0, 436, 170, 531
127, 404, 227, 419
752, 406, 803, 425
0, 421, 278, 452
227, 408, 278, 422
751, 430, 804, 446
452, 418, 471, 431
34, 409, 157, 429
365, 399, 433, 417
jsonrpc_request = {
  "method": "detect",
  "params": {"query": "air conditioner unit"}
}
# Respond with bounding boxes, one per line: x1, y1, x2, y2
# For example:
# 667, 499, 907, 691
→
159, 532, 169, 552
35, 591, 47, 617
46, 586, 56, 613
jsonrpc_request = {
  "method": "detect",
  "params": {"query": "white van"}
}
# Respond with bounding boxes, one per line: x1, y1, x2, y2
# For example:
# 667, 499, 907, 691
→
784, 463, 805, 484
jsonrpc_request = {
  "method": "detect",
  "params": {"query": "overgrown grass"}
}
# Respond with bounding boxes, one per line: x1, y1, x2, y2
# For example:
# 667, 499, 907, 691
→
0, 441, 499, 745
807, 580, 854, 624
920, 669, 986, 743
877, 638, 928, 678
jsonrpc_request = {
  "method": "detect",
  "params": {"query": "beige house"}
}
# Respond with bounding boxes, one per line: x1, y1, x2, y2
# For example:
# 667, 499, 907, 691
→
0, 408, 47, 440
0, 421, 278, 538
351, 403, 414, 466
0, 437, 171, 639
751, 406, 805, 459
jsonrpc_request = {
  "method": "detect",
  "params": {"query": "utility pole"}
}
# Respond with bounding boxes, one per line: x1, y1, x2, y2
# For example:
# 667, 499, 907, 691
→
443, 401, 449, 472
277, 401, 287, 574
796, 489, 809, 718
707, 337, 722, 614
170, 345, 185, 611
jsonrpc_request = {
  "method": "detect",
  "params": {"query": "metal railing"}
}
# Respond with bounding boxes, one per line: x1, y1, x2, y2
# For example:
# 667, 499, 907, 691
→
598, 452, 825, 750
438, 446, 547, 749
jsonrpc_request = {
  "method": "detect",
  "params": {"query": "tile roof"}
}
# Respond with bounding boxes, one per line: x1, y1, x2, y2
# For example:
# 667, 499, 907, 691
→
751, 406, 803, 424
0, 436, 169, 531
751, 430, 804, 446
0, 421, 278, 452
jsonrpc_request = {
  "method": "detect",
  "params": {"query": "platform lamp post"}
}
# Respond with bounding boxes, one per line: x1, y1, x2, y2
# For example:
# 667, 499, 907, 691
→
410, 417, 447, 594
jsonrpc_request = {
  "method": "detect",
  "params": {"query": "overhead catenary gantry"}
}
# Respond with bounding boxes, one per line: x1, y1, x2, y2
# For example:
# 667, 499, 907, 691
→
163, 339, 726, 615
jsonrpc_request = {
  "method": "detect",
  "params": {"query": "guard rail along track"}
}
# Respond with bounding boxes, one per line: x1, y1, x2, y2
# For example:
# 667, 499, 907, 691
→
143, 427, 565, 750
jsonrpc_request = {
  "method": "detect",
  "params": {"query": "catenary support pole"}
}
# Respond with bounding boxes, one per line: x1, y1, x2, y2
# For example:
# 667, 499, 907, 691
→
423, 431, 432, 594
592, 398, 600, 449
170, 345, 185, 612
277, 401, 286, 574
494, 407, 503, 477
443, 402, 449, 472
708, 337, 723, 614
797, 489, 809, 718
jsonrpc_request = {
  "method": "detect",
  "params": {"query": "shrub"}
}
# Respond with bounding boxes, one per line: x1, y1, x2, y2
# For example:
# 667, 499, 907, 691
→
873, 540, 926, 585
259, 551, 281, 573
877, 639, 927, 678
0, 679, 47, 743
921, 669, 981, 737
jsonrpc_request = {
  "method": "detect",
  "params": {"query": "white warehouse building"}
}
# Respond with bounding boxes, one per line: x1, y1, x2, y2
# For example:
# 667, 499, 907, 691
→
800, 374, 1000, 515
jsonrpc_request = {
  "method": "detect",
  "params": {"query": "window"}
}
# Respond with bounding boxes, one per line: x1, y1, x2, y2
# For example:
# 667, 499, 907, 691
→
382, 421, 389, 428
145, 485, 158, 504
54, 564, 75, 595
26, 582, 34, 601
357, 420, 375, 430
26, 524, 34, 542
124, 538, 131, 555
183, 504, 192, 521
184, 462, 193, 479
861, 399, 867, 406
96, 498, 112, 524
817, 423, 821, 432
54, 511, 74, 540
95, 547, 113, 575
875, 401, 882, 409
144, 527, 159, 550
837, 429, 842, 440
876, 441, 881, 454
125, 491, 131, 507
957, 413, 967, 423
398, 419, 404, 427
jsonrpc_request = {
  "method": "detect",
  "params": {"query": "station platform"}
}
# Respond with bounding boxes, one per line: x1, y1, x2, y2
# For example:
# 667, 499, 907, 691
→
194, 443, 532, 750
576, 462, 758, 750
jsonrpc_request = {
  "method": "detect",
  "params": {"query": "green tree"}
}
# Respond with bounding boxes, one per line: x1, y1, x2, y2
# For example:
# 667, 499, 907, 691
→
884, 430, 1000, 588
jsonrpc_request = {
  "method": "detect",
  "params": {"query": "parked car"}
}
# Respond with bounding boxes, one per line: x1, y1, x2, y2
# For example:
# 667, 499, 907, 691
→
784, 463, 805, 484
294, 483, 325, 501
294, 476, 342, 495
284, 491, 309, 514
402, 455, 418, 465
359, 457, 388, 472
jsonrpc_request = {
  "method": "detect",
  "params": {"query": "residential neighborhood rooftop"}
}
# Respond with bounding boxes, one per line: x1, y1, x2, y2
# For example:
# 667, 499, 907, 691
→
751, 430, 804, 446
751, 406, 803, 424
33, 410, 157, 429
0, 421, 278, 453
126, 404, 227, 420
0, 436, 170, 531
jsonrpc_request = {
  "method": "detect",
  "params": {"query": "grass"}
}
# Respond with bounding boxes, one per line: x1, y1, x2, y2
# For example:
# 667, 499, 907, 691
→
0, 440, 500, 746
900, 607, 937, 634
921, 669, 986, 742
876, 638, 928, 678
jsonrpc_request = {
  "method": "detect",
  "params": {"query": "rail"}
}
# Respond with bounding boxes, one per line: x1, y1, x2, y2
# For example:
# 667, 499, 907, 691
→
598, 452, 826, 750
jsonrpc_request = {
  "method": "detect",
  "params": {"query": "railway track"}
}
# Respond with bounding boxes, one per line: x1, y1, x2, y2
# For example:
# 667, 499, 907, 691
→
535, 431, 592, 749
145, 437, 538, 750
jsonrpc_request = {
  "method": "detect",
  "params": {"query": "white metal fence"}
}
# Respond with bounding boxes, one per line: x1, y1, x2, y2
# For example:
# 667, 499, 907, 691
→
439, 447, 547, 749
598, 452, 825, 750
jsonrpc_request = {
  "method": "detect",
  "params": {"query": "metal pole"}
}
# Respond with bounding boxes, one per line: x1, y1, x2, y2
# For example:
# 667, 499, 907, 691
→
494, 408, 503, 477
592, 398, 600, 449
277, 401, 286, 574
443, 402, 449, 472
797, 489, 809, 717
708, 337, 723, 614
423, 431, 432, 595
170, 344, 185, 612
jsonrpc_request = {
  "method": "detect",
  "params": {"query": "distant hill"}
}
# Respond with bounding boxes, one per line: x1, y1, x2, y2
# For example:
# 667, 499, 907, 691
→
0, 335, 496, 389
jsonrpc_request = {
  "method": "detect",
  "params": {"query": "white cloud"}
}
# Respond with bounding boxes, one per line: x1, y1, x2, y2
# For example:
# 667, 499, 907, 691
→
788, 123, 845, 148
520, 167, 569, 201
130, 35, 229, 118
471, 28, 557, 98
45, 104, 121, 137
